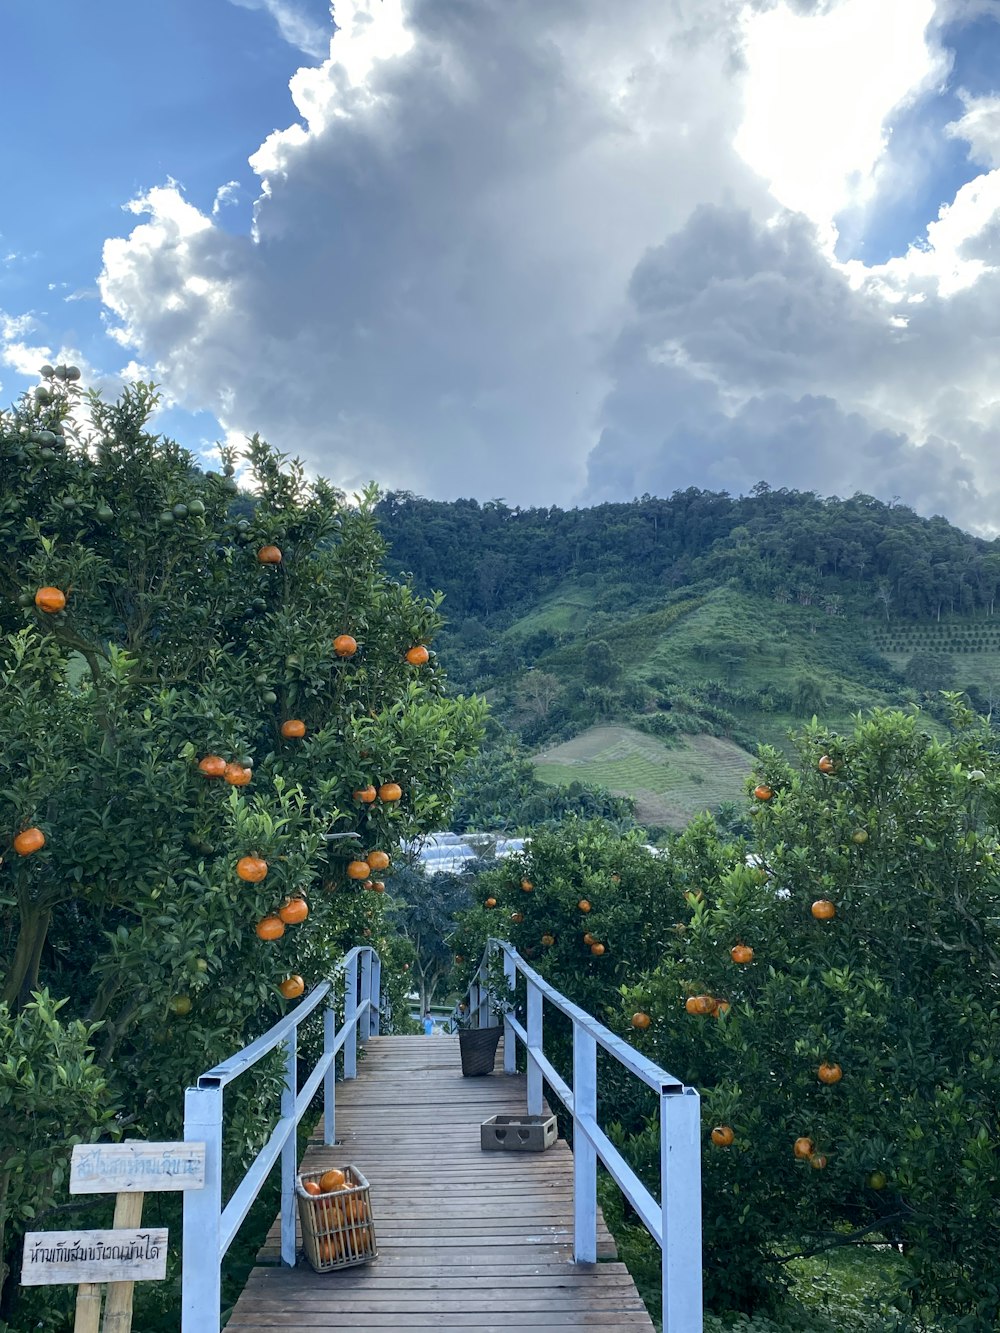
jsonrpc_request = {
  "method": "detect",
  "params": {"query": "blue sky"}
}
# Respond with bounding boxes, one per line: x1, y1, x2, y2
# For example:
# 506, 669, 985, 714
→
0, 0, 325, 434
836, 12, 1000, 263
4, 0, 1000, 533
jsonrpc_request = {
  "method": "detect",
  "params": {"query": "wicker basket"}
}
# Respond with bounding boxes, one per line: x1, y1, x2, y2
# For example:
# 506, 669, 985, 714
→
296, 1165, 378, 1273
459, 1024, 502, 1076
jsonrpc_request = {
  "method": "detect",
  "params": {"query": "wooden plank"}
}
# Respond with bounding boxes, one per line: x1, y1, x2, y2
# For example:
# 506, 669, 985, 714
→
21, 1229, 168, 1286
228, 1034, 654, 1331
70, 1143, 205, 1194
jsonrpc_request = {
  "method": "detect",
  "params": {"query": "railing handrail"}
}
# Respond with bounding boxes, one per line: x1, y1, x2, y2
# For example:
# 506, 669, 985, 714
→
181, 945, 384, 1332
487, 940, 685, 1095
195, 945, 369, 1088
459, 937, 702, 1333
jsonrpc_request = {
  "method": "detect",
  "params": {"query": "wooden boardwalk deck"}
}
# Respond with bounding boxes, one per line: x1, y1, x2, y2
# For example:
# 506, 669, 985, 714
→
226, 1034, 655, 1331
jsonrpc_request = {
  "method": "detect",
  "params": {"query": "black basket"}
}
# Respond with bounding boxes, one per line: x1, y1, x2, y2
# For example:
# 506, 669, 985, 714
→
459, 1025, 502, 1076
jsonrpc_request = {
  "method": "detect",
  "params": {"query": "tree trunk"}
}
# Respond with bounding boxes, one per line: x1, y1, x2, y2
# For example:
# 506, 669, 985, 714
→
2, 900, 51, 1011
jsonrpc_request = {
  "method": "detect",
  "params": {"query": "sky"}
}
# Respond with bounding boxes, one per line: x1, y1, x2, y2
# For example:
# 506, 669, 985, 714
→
3, 0, 1000, 532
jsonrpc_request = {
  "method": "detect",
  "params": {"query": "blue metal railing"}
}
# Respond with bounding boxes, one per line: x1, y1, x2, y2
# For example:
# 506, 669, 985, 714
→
181, 946, 382, 1332
461, 938, 702, 1333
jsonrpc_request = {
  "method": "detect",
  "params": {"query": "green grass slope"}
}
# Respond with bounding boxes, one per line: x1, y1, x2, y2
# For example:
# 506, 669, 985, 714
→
533, 725, 757, 829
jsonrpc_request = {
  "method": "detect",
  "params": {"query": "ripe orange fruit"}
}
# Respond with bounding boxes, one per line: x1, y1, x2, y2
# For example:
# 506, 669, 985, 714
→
818, 1063, 842, 1085
691, 995, 715, 1015
256, 915, 285, 940
198, 755, 226, 777
753, 784, 773, 801
711, 1125, 734, 1147
257, 545, 282, 564
378, 782, 402, 802
590, 943, 605, 956
319, 1168, 346, 1192
279, 897, 309, 925
366, 850, 390, 871
333, 634, 357, 657
793, 1137, 814, 1160
818, 755, 836, 774
541, 934, 555, 946
484, 897, 497, 909
811, 899, 836, 921
34, 586, 66, 613
405, 645, 429, 665
224, 762, 252, 786
353, 786, 377, 803
810, 1154, 828, 1170
520, 879, 533, 892
510, 911, 524, 924
279, 975, 305, 999
578, 899, 591, 913
303, 1180, 322, 1196
631, 1012, 651, 1030
236, 855, 268, 883
715, 1001, 731, 1017
280, 719, 306, 739
13, 827, 45, 856
371, 880, 386, 893
583, 932, 596, 945
347, 860, 371, 880
731, 944, 754, 964
684, 996, 700, 1015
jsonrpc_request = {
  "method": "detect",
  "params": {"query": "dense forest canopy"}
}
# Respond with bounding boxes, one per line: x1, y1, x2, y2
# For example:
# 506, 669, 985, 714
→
375, 486, 1000, 624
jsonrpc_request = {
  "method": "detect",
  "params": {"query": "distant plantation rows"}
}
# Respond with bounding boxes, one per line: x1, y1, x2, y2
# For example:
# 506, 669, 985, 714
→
872, 623, 1000, 654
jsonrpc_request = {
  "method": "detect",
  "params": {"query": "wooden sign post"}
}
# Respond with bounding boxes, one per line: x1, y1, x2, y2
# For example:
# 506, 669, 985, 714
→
22, 1141, 205, 1333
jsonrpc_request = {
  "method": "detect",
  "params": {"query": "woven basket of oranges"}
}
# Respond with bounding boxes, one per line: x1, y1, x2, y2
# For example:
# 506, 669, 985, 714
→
296, 1165, 378, 1272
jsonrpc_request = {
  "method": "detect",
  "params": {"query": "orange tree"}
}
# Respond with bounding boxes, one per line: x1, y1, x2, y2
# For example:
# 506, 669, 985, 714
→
0, 372, 484, 1323
453, 709, 1000, 1325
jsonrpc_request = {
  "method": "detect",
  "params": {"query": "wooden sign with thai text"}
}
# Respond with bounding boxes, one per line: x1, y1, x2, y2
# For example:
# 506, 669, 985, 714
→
69, 1141, 206, 1194
20, 1228, 168, 1286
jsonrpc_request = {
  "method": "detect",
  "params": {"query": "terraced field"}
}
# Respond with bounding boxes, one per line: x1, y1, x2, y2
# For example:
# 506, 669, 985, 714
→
533, 724, 757, 829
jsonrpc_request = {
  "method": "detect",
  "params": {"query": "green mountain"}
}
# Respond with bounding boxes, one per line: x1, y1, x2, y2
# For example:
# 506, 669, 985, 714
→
376, 487, 1000, 830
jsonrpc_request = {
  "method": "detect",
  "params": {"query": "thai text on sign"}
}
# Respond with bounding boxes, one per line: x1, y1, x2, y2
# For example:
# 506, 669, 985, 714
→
70, 1141, 206, 1194
20, 1228, 169, 1286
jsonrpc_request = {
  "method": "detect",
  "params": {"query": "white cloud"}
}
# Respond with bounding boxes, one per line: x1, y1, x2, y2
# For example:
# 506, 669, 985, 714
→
212, 180, 243, 215
227, 0, 330, 59
99, 0, 772, 503
86, 0, 1000, 533
736, 0, 946, 236
947, 90, 1000, 168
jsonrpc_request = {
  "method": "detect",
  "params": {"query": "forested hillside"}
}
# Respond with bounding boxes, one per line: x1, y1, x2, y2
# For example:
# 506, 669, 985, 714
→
376, 487, 1000, 830
376, 485, 1000, 623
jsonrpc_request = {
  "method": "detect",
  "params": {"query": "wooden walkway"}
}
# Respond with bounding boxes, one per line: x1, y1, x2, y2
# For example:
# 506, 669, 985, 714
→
227, 1034, 655, 1331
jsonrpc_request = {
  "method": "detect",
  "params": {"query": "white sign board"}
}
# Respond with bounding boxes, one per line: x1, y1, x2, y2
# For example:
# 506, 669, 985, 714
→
20, 1229, 168, 1286
70, 1142, 205, 1194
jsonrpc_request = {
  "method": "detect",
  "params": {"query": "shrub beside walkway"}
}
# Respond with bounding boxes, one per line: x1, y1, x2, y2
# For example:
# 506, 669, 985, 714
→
226, 1034, 654, 1331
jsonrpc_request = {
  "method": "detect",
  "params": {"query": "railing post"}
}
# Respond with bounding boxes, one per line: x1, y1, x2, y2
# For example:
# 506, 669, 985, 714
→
469, 979, 480, 1028
572, 1024, 598, 1263
323, 997, 336, 1146
526, 977, 543, 1115
503, 948, 516, 1074
280, 1032, 297, 1266
479, 974, 490, 1029
359, 949, 373, 1046
344, 952, 359, 1079
660, 1087, 703, 1333
182, 1082, 223, 1333
370, 952, 381, 1036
